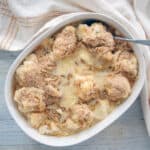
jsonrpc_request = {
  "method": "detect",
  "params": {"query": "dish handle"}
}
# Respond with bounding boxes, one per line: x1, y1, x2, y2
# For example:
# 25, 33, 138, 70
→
141, 48, 150, 136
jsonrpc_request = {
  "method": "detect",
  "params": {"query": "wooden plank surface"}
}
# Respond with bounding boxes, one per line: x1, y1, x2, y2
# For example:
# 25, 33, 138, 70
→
0, 51, 150, 150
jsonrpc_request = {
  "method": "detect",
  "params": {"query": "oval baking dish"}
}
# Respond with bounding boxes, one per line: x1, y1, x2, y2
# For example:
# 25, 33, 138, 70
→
5, 12, 145, 147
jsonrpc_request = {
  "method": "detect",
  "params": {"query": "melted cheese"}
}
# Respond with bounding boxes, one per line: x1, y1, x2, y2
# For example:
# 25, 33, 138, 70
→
93, 100, 110, 120
55, 45, 110, 108
93, 100, 115, 120
94, 71, 108, 89
60, 85, 78, 108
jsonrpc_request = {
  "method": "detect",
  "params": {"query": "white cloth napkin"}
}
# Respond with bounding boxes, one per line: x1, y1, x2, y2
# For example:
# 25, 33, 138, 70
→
0, 0, 150, 134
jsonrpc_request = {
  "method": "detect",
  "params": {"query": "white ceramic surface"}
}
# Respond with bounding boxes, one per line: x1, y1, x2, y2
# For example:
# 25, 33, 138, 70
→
5, 12, 145, 147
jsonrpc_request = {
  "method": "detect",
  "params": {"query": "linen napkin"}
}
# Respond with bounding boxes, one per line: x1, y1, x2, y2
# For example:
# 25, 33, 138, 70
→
0, 0, 150, 135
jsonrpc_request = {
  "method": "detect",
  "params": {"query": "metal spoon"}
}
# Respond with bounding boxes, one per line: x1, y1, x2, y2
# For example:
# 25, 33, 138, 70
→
114, 36, 150, 46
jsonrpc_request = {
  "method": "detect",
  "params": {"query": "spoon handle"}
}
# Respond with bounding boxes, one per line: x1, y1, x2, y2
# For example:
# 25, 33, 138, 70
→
114, 36, 150, 46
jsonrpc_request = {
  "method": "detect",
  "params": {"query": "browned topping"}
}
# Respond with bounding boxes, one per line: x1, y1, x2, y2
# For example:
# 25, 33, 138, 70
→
47, 105, 69, 123
34, 38, 54, 58
103, 74, 131, 102
14, 87, 46, 113
77, 23, 115, 62
74, 76, 99, 102
53, 26, 77, 59
39, 54, 56, 77
113, 50, 138, 80
71, 104, 95, 128
89, 46, 113, 62
115, 39, 132, 51
45, 85, 62, 98
44, 75, 61, 87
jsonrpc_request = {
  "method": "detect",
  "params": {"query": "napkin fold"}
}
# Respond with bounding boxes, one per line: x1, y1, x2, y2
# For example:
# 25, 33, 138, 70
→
0, 0, 150, 135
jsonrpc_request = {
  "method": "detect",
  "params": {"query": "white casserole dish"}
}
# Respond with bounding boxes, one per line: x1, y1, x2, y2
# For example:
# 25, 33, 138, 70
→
5, 12, 145, 147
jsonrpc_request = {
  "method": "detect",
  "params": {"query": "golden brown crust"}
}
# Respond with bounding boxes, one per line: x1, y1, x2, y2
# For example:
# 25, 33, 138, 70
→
44, 85, 62, 105
77, 23, 114, 47
74, 75, 99, 102
38, 54, 56, 77
113, 50, 138, 80
103, 74, 131, 102
46, 105, 69, 123
89, 46, 113, 62
15, 54, 44, 88
34, 38, 54, 58
71, 104, 95, 128
77, 23, 114, 62
14, 87, 46, 113
115, 39, 132, 51
53, 26, 77, 59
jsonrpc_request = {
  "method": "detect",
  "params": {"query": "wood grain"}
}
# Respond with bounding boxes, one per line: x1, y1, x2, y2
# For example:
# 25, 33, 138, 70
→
0, 51, 150, 150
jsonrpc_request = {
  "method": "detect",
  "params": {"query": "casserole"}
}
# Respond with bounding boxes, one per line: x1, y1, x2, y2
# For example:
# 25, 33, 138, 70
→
5, 12, 145, 146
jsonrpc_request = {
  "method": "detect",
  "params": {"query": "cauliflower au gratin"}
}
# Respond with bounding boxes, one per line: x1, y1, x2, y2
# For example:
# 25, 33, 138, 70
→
14, 22, 138, 136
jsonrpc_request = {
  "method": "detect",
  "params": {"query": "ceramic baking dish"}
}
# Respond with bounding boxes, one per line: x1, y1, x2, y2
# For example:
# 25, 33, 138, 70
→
5, 12, 145, 147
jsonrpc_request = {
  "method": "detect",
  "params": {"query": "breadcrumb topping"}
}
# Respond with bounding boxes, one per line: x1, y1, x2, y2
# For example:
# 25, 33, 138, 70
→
53, 26, 77, 59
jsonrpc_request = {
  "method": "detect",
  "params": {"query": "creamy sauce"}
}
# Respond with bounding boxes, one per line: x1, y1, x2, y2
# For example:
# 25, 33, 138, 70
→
93, 100, 115, 120
60, 85, 78, 108
54, 45, 110, 109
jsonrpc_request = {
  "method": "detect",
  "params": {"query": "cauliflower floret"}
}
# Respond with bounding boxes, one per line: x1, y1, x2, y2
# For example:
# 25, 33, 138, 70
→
77, 23, 114, 62
89, 46, 113, 62
77, 23, 114, 48
27, 112, 47, 128
39, 121, 62, 136
14, 87, 46, 113
115, 39, 132, 51
75, 75, 99, 102
47, 105, 69, 123
40, 38, 53, 51
113, 51, 138, 80
34, 38, 54, 58
71, 104, 95, 128
44, 85, 62, 105
77, 23, 105, 41
38, 54, 56, 77
103, 74, 131, 102
63, 119, 80, 132
15, 54, 44, 87
53, 26, 77, 59
45, 85, 61, 98
44, 75, 61, 87
25, 54, 38, 63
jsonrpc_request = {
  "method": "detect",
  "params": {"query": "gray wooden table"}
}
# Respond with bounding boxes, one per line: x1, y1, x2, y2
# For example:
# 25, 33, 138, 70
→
0, 51, 150, 150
